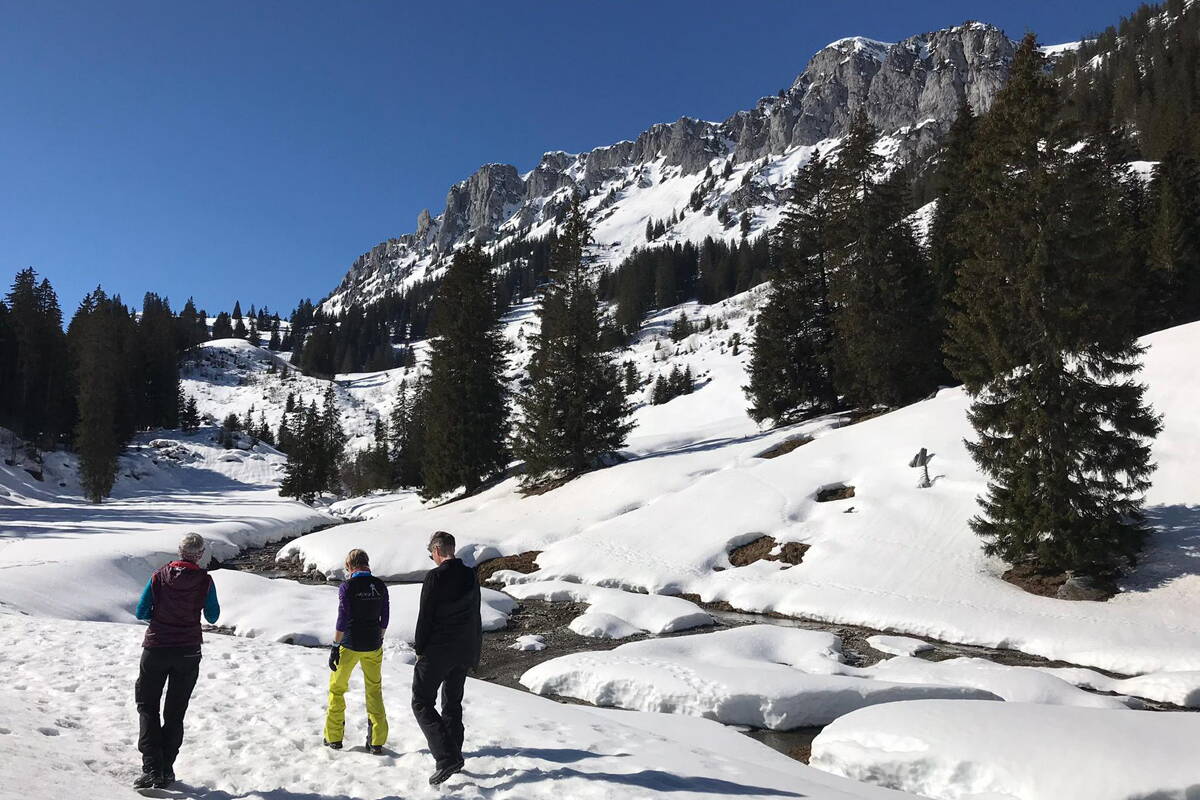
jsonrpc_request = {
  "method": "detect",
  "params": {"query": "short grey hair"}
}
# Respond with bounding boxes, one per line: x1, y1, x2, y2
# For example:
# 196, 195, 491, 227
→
178, 533, 207, 563
428, 531, 455, 557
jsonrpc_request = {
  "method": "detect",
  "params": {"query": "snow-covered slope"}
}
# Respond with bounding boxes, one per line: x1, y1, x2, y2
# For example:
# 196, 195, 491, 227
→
0, 427, 330, 619
321, 23, 1015, 314
285, 319, 1200, 677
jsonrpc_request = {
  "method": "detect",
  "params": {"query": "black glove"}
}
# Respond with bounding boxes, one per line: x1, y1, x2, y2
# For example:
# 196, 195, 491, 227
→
329, 644, 341, 671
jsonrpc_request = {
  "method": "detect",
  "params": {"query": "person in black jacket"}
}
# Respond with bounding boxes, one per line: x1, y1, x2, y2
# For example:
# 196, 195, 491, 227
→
412, 530, 482, 786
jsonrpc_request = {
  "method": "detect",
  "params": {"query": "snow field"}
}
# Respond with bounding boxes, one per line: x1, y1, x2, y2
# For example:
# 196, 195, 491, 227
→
286, 321, 1200, 677
0, 614, 911, 800
809, 700, 1200, 800
0, 429, 330, 621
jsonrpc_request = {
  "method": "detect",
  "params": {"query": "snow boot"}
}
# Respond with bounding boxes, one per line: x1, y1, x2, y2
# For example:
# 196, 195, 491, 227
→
154, 770, 175, 789
132, 772, 158, 790
366, 721, 382, 755
429, 759, 464, 786
323, 738, 343, 750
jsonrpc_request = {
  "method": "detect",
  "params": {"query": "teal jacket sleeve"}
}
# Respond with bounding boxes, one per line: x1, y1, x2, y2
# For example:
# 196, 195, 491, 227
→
204, 582, 220, 624
135, 579, 154, 621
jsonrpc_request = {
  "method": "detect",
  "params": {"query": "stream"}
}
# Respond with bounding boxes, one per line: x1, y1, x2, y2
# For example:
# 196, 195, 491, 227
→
216, 533, 1191, 764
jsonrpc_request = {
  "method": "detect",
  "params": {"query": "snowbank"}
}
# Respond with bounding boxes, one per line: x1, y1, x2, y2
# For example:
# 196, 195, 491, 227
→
521, 626, 995, 729
855, 656, 1128, 709
810, 700, 1200, 800
502, 580, 713, 637
212, 570, 515, 646
0, 614, 910, 800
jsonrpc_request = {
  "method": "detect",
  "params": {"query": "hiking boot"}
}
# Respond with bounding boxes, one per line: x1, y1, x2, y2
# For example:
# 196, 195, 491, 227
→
132, 771, 158, 789
154, 770, 175, 789
367, 744, 384, 755
323, 738, 343, 750
429, 759, 464, 786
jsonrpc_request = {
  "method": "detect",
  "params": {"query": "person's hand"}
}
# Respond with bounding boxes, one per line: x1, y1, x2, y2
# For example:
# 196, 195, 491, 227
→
329, 644, 341, 671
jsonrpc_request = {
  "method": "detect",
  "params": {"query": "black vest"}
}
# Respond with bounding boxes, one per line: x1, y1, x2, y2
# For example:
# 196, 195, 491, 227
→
343, 573, 388, 651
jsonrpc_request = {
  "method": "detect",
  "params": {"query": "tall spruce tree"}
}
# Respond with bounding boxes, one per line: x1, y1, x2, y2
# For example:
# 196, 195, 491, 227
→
5, 269, 72, 444
745, 152, 839, 424
827, 110, 940, 408
515, 195, 633, 479
1146, 149, 1200, 328
420, 245, 510, 498
928, 99, 977, 359
138, 293, 180, 429
946, 35, 1162, 579
68, 289, 139, 502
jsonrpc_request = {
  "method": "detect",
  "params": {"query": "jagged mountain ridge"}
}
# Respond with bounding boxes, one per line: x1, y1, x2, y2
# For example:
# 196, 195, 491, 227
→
322, 22, 1016, 314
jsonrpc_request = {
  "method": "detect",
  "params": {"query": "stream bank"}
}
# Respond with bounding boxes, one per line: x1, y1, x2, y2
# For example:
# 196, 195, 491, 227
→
217, 533, 1192, 764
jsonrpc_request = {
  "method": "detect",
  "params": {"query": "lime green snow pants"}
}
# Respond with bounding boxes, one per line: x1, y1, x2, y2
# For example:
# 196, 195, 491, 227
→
324, 646, 388, 746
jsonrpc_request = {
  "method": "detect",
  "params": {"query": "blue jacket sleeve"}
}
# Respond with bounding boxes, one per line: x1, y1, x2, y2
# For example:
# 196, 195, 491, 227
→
204, 582, 220, 624
135, 578, 154, 621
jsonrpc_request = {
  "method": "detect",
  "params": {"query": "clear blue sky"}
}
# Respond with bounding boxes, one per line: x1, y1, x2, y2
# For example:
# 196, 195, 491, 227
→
1, 0, 1138, 318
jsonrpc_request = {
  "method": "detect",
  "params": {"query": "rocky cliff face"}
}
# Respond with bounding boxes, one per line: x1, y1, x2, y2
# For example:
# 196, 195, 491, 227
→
322, 22, 1015, 314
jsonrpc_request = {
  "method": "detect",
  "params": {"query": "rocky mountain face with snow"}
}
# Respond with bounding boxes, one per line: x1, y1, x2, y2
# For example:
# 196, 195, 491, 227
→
322, 22, 1014, 313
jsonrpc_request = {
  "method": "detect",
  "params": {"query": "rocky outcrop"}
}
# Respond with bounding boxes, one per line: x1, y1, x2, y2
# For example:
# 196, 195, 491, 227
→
324, 22, 1017, 312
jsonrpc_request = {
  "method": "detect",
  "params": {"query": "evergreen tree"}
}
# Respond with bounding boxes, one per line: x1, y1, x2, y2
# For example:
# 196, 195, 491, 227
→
515, 195, 633, 479
827, 109, 940, 407
928, 99, 978, 360
4, 269, 72, 444
181, 396, 201, 431
745, 153, 839, 424
280, 403, 322, 501
1146, 149, 1200, 327
177, 297, 209, 348
391, 376, 428, 488
420, 245, 510, 498
138, 293, 180, 429
318, 385, 346, 494
947, 35, 1162, 578
623, 361, 640, 395
68, 289, 138, 502
211, 312, 233, 339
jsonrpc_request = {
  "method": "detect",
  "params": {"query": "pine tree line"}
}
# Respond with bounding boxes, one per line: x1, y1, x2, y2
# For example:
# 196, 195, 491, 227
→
745, 109, 939, 425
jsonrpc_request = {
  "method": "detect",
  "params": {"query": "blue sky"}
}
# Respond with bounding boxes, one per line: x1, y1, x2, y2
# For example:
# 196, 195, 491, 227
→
1, 0, 1138, 318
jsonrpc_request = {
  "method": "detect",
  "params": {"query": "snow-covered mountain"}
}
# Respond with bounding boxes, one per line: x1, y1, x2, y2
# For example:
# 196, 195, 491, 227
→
321, 22, 1015, 313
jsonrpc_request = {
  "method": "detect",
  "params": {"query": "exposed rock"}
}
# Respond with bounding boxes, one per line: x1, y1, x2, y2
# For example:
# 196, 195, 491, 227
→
1057, 574, 1117, 602
729, 535, 808, 567
816, 484, 856, 502
322, 22, 1017, 313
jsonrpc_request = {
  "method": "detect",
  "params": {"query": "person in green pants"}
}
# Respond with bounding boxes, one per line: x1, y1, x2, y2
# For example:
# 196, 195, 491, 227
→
324, 549, 389, 754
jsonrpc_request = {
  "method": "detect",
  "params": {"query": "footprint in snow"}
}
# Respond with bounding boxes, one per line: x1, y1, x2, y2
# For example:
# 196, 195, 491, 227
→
37, 727, 60, 736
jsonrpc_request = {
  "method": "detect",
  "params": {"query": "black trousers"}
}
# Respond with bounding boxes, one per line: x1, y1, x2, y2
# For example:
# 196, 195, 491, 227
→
411, 654, 468, 768
135, 646, 201, 774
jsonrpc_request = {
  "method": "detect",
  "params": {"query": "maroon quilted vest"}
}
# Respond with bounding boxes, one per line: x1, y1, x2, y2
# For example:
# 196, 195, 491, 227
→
143, 561, 212, 649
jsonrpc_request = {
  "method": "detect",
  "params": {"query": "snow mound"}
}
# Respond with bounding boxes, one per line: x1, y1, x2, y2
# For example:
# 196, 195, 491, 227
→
867, 635, 934, 657
521, 625, 995, 729
810, 700, 1200, 800
503, 580, 713, 637
509, 634, 547, 651
856, 656, 1129, 709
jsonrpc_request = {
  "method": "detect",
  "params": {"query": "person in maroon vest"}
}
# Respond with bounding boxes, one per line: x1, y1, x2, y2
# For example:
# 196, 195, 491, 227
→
132, 533, 220, 790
